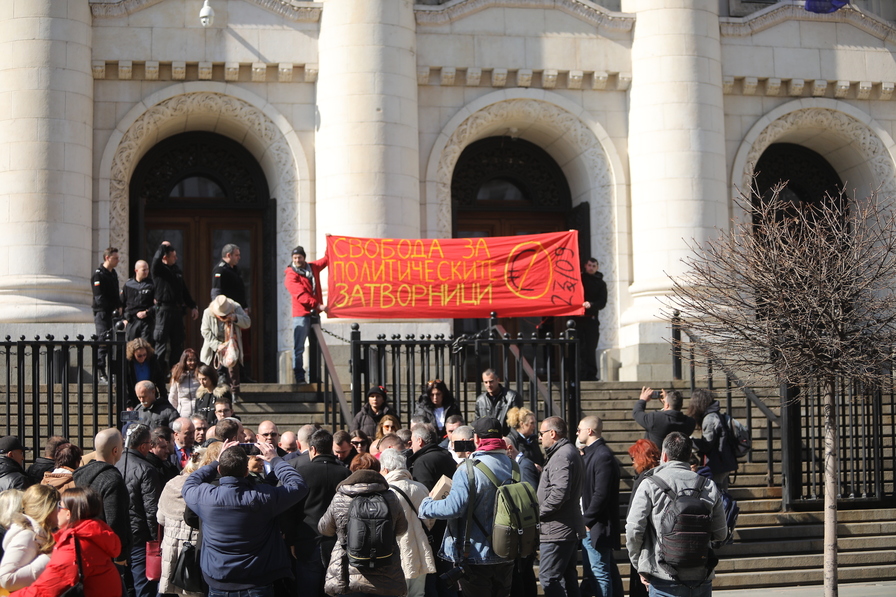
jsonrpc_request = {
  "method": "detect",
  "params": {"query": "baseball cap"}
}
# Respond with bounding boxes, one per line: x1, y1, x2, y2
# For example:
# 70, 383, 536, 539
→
0, 436, 27, 453
472, 417, 502, 439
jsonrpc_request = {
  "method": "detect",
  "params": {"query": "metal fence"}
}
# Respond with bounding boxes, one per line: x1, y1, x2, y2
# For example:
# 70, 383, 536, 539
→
0, 334, 127, 453
344, 314, 581, 428
672, 311, 896, 508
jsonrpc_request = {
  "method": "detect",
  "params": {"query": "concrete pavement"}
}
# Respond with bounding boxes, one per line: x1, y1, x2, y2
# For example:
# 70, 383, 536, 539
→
715, 581, 896, 596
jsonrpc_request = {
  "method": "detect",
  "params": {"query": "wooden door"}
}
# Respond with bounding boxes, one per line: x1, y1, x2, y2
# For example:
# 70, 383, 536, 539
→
144, 211, 264, 379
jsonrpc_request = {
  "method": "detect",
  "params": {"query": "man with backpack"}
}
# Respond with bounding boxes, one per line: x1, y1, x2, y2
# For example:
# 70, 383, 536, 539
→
419, 416, 532, 597
626, 432, 728, 597
537, 416, 586, 597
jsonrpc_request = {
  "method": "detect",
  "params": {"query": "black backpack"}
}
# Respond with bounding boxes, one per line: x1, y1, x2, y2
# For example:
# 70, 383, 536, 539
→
647, 474, 716, 581
345, 493, 395, 569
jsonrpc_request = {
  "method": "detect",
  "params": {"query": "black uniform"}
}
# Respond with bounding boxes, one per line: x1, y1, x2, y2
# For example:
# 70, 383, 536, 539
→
91, 263, 120, 372
211, 260, 247, 307
577, 270, 608, 381
151, 244, 197, 370
121, 276, 155, 342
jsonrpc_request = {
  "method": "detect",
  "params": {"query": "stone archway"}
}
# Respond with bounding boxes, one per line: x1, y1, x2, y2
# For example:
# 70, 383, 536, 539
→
105, 90, 304, 353
427, 95, 621, 348
734, 102, 896, 206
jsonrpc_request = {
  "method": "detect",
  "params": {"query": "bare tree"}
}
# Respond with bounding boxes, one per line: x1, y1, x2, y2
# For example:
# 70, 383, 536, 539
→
666, 185, 896, 597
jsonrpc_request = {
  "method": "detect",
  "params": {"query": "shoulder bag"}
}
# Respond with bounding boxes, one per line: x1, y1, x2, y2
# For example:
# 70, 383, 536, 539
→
59, 536, 85, 597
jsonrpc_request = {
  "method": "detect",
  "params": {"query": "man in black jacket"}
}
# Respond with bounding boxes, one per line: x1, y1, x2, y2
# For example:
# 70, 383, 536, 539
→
577, 415, 622, 597
633, 387, 696, 449
211, 243, 247, 307
132, 380, 178, 429
25, 435, 67, 485
577, 258, 608, 381
0, 436, 34, 491
115, 424, 162, 597
151, 241, 198, 371
73, 428, 131, 564
92, 247, 122, 383
121, 259, 155, 342
285, 429, 351, 597
145, 426, 178, 485
474, 369, 522, 435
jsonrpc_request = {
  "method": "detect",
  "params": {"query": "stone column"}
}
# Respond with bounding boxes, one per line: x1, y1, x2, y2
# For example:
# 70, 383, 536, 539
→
315, 0, 421, 243
0, 0, 94, 324
620, 0, 727, 379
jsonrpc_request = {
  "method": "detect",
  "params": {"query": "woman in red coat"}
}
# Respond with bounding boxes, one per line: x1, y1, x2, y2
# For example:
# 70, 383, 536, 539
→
11, 487, 122, 597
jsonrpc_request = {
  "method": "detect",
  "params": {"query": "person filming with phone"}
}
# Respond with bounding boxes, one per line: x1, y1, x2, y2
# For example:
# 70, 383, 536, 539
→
632, 387, 696, 449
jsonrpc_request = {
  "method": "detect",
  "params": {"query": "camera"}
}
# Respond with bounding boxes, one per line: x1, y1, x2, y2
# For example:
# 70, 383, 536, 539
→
453, 439, 475, 453
238, 443, 260, 456
440, 565, 469, 588
651, 390, 662, 400
119, 410, 138, 423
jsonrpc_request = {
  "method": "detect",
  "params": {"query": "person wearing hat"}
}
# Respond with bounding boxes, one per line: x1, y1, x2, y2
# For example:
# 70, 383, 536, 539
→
200, 295, 251, 399
0, 436, 34, 491
351, 386, 396, 439
418, 417, 516, 597
283, 244, 328, 385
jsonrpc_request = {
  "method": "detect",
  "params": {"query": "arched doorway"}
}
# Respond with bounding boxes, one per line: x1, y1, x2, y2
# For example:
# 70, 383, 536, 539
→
452, 136, 582, 338
754, 143, 843, 208
129, 132, 276, 381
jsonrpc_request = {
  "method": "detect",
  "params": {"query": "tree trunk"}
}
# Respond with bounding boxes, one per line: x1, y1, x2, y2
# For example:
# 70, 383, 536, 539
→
823, 378, 839, 597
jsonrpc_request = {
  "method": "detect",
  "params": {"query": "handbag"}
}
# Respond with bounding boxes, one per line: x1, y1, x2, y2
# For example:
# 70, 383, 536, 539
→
145, 525, 163, 582
215, 322, 240, 369
58, 536, 85, 597
172, 527, 205, 592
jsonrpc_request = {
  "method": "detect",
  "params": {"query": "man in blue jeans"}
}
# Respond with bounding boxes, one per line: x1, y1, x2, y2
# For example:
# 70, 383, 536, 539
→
183, 438, 308, 596
578, 415, 622, 597
283, 245, 328, 384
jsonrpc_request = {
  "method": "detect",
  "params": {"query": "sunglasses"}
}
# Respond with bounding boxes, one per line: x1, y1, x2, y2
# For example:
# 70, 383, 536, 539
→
351, 440, 367, 447
426, 379, 442, 387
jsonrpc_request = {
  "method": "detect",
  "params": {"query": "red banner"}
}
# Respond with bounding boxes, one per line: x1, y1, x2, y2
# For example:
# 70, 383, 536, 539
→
326, 231, 585, 319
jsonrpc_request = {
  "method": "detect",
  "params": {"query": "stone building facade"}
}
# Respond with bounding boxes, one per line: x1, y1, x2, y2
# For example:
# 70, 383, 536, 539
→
1, 0, 895, 381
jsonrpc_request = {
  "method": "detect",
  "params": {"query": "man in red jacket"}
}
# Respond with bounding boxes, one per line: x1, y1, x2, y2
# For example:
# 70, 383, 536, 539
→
283, 245, 328, 384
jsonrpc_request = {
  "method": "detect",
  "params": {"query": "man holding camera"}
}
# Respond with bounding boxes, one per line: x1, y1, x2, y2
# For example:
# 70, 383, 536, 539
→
633, 387, 696, 449
183, 438, 308, 596
418, 417, 515, 597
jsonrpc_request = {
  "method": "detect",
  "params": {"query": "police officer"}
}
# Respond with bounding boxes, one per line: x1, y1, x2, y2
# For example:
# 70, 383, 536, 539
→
211, 243, 253, 383
151, 241, 198, 372
121, 259, 155, 342
91, 247, 122, 383
211, 243, 247, 308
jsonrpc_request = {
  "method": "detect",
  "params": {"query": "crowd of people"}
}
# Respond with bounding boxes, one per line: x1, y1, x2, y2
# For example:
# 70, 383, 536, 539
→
0, 373, 741, 597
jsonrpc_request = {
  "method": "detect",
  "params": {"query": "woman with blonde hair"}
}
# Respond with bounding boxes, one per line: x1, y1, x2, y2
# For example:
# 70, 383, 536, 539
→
0, 490, 24, 562
10, 487, 122, 597
506, 406, 544, 468
0, 485, 59, 591
375, 414, 401, 441
158, 446, 217, 597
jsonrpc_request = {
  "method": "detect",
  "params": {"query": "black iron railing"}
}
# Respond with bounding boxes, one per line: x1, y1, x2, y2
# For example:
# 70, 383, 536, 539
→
347, 314, 580, 426
671, 312, 781, 488
0, 334, 127, 453
672, 311, 896, 508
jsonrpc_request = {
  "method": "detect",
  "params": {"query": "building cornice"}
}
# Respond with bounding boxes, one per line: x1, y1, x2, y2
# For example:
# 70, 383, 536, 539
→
89, 0, 322, 23
415, 0, 634, 34
721, 2, 896, 43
